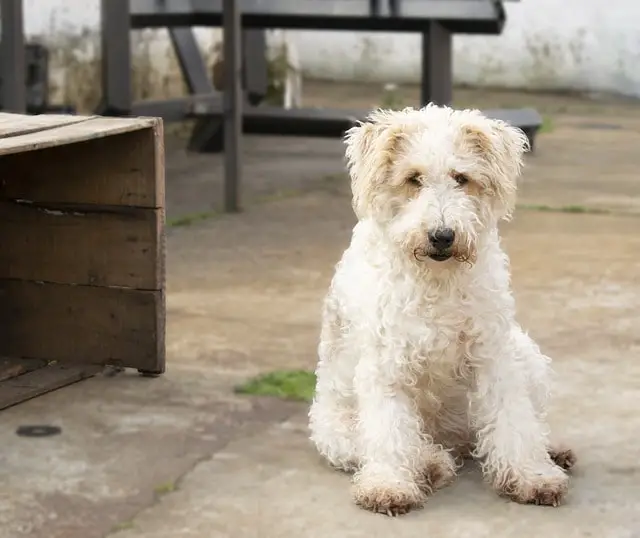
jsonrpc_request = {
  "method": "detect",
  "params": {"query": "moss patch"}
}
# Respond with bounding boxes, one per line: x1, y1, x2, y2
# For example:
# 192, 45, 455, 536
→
517, 204, 611, 215
153, 481, 177, 497
235, 369, 316, 402
539, 115, 555, 134
110, 520, 135, 533
167, 211, 220, 227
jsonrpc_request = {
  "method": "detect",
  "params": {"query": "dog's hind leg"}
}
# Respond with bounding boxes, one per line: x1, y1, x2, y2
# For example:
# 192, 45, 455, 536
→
309, 298, 360, 473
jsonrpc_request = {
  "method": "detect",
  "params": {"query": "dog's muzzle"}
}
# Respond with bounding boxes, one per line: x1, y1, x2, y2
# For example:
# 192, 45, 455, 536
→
427, 228, 455, 262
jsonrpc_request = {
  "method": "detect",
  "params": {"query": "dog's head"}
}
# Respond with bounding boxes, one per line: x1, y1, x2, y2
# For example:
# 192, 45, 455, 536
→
345, 105, 528, 265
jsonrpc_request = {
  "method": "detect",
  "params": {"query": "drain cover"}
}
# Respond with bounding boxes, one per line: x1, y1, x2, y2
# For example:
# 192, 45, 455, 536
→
16, 425, 62, 438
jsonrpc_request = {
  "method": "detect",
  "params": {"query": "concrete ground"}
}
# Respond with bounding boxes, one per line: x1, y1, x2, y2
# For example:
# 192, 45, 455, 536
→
1, 83, 640, 538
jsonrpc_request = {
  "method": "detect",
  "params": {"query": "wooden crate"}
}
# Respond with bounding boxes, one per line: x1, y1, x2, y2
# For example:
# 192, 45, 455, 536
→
0, 113, 165, 409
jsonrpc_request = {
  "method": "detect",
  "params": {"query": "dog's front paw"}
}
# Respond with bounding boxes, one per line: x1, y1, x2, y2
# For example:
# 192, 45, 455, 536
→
548, 445, 577, 472
420, 449, 458, 493
330, 458, 360, 474
352, 469, 426, 516
495, 465, 570, 507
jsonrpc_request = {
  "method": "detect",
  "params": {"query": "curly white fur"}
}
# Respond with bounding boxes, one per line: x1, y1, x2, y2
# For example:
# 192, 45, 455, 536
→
308, 105, 574, 516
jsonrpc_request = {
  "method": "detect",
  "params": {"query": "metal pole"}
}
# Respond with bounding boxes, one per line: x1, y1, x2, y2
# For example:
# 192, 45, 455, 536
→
100, 0, 132, 115
1, 0, 26, 113
420, 21, 453, 107
222, 0, 242, 212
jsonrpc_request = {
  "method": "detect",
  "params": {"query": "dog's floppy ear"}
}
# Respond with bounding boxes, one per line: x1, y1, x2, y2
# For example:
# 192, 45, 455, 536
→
465, 118, 529, 220
344, 111, 404, 219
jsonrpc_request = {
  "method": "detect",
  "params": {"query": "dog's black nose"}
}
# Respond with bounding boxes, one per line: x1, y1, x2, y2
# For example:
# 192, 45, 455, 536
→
428, 228, 455, 250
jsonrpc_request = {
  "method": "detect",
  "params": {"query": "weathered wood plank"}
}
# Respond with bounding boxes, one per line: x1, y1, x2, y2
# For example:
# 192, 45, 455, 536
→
0, 201, 163, 289
0, 124, 163, 207
0, 280, 165, 372
0, 115, 159, 155
0, 113, 95, 139
0, 357, 47, 382
0, 112, 166, 378
0, 363, 101, 411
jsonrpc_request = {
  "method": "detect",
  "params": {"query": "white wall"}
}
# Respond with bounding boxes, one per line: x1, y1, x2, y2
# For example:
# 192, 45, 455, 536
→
21, 0, 92, 34
20, 0, 220, 62
15, 0, 640, 99
288, 0, 640, 97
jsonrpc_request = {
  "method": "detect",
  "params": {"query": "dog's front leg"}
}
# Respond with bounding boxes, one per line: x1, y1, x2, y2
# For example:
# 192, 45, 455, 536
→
352, 355, 456, 516
469, 328, 569, 506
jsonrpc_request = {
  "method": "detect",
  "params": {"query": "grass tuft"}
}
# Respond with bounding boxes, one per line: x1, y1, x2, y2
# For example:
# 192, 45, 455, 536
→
539, 116, 555, 134
110, 520, 135, 533
153, 481, 177, 496
235, 369, 316, 402
167, 211, 220, 227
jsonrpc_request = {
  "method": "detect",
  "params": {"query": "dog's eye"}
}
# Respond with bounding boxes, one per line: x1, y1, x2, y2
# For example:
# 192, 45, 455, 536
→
406, 173, 422, 187
452, 172, 469, 186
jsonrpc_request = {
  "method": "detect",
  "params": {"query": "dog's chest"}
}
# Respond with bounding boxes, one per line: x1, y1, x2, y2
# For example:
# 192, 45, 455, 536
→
394, 291, 475, 392
385, 281, 471, 360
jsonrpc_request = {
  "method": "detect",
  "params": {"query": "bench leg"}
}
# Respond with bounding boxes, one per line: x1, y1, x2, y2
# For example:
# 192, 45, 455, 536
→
1, 0, 26, 113
169, 27, 213, 95
244, 29, 269, 106
187, 29, 267, 154
99, 0, 132, 115
420, 21, 452, 107
167, 27, 226, 153
222, 0, 243, 213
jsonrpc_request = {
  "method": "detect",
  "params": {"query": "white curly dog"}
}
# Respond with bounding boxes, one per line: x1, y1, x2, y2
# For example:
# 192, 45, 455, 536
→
308, 105, 576, 516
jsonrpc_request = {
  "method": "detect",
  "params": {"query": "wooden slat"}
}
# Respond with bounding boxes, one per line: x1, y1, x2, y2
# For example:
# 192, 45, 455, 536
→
0, 363, 100, 411
0, 124, 163, 207
0, 116, 159, 155
0, 113, 96, 139
0, 357, 47, 382
0, 201, 163, 289
0, 280, 165, 372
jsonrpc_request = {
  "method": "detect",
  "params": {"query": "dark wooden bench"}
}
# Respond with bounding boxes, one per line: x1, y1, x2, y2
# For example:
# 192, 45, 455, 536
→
101, 0, 541, 210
